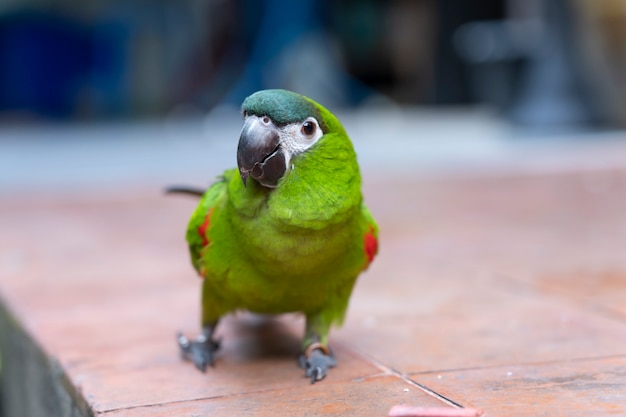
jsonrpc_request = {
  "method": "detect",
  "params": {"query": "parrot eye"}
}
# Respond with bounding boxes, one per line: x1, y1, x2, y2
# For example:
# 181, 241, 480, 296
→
301, 119, 317, 137
287, 117, 322, 152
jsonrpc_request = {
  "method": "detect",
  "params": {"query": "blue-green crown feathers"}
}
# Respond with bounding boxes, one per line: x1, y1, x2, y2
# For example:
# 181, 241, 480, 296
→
242, 90, 327, 132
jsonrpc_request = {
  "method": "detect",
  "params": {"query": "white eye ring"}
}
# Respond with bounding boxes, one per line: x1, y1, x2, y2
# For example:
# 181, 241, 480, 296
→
300, 117, 318, 138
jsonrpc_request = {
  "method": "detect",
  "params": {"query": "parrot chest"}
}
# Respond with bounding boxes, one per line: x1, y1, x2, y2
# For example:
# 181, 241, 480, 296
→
198, 172, 366, 315
204, 208, 363, 314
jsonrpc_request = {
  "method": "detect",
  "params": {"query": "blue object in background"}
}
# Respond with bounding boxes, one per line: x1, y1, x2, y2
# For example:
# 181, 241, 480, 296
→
0, 11, 126, 120
0, 12, 90, 118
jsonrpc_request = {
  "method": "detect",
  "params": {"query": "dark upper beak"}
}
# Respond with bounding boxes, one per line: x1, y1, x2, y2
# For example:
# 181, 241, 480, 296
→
236, 116, 287, 188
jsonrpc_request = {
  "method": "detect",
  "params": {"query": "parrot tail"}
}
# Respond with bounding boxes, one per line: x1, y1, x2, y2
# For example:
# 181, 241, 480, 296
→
164, 185, 205, 197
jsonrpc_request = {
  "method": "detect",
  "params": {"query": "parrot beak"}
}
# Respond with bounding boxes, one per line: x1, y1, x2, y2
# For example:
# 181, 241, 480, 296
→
237, 115, 288, 188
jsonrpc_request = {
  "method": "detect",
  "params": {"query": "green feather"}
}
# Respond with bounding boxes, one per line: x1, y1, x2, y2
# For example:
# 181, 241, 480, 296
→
242, 89, 327, 131
186, 90, 378, 348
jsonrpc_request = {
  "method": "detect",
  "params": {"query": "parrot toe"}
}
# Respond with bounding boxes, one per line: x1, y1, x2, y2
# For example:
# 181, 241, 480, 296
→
299, 345, 337, 384
177, 332, 220, 372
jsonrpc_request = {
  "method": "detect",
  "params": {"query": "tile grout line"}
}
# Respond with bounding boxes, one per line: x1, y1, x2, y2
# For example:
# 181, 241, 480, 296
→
95, 386, 296, 416
95, 349, 626, 414
339, 342, 465, 409
94, 341, 420, 415
403, 378, 465, 409
406, 353, 626, 377
94, 339, 423, 415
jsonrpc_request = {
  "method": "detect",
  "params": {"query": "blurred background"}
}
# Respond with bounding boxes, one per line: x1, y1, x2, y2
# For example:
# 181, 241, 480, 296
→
3, 2, 626, 415
1, 0, 626, 190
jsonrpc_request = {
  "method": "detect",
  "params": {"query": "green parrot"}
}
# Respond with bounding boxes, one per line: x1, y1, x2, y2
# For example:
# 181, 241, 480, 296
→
175, 89, 378, 383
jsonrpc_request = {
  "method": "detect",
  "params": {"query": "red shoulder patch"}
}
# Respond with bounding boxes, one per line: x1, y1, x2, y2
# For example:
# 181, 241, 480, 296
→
364, 225, 378, 266
198, 208, 214, 247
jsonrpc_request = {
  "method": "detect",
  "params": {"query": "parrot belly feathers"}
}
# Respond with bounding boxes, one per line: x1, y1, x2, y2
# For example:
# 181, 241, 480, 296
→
189, 168, 375, 319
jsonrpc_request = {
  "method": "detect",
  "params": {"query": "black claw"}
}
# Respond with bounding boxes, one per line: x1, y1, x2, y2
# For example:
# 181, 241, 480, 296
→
177, 332, 220, 372
310, 366, 322, 384
300, 348, 337, 384
191, 343, 212, 372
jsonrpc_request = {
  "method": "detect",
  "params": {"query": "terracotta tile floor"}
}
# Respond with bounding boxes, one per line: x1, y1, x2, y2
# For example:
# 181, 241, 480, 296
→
1, 164, 626, 415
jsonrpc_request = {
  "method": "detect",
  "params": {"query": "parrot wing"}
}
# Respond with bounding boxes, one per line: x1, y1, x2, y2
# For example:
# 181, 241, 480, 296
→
185, 170, 233, 276
361, 203, 379, 270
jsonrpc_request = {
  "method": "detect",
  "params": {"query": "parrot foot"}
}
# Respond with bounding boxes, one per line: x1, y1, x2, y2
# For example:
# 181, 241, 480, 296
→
177, 332, 220, 372
298, 342, 337, 384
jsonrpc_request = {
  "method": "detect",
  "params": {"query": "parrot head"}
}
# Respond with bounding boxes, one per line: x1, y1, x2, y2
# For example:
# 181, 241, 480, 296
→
237, 89, 330, 188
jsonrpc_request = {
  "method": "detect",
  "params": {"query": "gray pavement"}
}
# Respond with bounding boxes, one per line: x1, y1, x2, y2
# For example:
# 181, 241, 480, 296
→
1, 106, 625, 194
